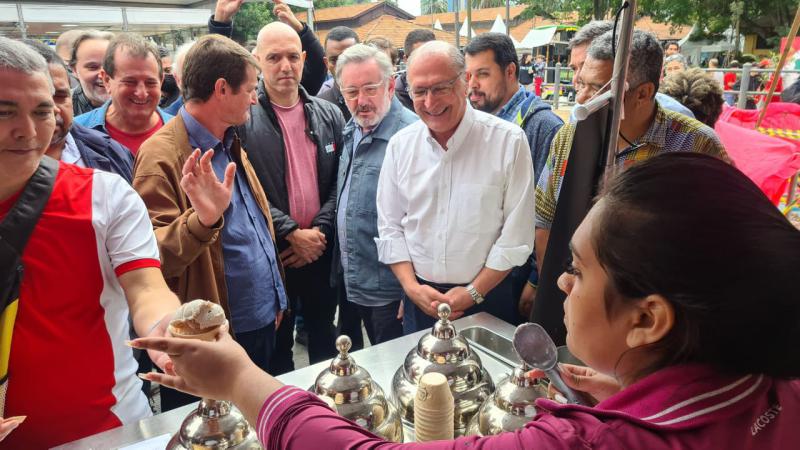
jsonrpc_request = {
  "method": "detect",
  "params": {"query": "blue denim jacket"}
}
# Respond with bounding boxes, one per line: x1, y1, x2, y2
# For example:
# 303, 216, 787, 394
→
332, 97, 418, 305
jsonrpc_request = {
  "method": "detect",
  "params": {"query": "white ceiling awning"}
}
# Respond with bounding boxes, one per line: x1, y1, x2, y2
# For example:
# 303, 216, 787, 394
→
519, 26, 558, 49
0, 2, 211, 38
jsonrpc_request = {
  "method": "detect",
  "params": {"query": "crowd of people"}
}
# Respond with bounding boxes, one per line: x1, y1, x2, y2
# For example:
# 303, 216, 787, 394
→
0, 0, 798, 447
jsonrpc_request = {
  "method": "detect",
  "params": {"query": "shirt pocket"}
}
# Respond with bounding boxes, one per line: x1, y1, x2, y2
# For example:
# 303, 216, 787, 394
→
453, 184, 503, 234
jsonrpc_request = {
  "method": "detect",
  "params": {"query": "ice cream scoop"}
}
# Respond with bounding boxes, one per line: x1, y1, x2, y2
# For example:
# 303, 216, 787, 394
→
512, 323, 585, 405
168, 299, 226, 341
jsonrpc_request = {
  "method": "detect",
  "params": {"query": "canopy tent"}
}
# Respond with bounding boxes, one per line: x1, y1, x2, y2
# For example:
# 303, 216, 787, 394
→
459, 20, 475, 38
517, 25, 558, 50
679, 27, 745, 65
489, 14, 506, 34
0, 2, 210, 38
433, 18, 443, 31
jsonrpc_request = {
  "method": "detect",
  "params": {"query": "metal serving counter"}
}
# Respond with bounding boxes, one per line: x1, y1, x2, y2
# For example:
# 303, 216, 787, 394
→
56, 312, 518, 450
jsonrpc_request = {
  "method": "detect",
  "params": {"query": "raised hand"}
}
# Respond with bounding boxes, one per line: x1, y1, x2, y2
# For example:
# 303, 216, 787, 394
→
273, 0, 303, 32
214, 0, 245, 23
180, 148, 236, 228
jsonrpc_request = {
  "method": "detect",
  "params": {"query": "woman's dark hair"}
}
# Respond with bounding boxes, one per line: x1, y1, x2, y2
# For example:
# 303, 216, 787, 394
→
593, 153, 800, 378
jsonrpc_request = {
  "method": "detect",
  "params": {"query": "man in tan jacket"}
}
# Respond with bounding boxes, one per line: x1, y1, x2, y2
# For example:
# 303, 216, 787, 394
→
133, 34, 287, 411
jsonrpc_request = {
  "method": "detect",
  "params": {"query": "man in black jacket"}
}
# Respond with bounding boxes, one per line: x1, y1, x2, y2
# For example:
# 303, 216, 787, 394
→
209, 0, 326, 96
394, 29, 436, 111
240, 22, 345, 373
24, 39, 134, 183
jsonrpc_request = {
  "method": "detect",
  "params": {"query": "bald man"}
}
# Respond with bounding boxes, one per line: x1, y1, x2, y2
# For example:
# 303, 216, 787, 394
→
237, 22, 345, 374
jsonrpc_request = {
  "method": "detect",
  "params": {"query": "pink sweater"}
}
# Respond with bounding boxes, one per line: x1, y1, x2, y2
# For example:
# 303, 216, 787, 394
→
256, 364, 800, 449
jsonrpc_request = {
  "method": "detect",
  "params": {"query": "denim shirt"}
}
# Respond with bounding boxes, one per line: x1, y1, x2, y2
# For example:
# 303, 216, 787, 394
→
180, 108, 287, 332
334, 97, 418, 306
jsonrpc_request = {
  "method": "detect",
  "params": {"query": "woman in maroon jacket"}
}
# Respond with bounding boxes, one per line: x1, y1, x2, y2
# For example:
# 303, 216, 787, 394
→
133, 153, 800, 450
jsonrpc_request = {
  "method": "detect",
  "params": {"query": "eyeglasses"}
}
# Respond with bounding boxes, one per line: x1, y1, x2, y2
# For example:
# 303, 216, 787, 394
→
409, 74, 462, 100
341, 81, 385, 101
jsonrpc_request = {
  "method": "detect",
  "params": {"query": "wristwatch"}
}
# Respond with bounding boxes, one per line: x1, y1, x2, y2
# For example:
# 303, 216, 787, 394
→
465, 284, 485, 305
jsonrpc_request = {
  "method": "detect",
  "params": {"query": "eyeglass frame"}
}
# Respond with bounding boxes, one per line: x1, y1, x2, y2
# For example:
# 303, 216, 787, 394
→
408, 73, 464, 100
340, 79, 388, 101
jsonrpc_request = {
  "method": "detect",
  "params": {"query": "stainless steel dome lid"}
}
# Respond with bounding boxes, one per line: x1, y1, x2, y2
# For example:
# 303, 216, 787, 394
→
466, 364, 549, 436
310, 335, 403, 442
391, 304, 495, 436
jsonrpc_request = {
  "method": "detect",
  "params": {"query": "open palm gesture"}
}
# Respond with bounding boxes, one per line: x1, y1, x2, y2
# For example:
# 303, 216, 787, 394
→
180, 148, 235, 228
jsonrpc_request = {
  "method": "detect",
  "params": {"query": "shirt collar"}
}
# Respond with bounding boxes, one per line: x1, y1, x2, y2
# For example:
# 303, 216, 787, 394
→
180, 106, 234, 153
496, 85, 529, 122
64, 131, 78, 154
628, 102, 669, 150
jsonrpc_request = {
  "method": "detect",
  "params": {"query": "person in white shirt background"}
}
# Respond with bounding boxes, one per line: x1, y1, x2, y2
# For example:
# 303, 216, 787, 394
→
375, 40, 535, 334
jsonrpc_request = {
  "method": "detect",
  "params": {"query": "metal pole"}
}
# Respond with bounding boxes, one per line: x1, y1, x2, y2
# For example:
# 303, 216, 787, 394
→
603, 0, 637, 185
455, 0, 460, 49
122, 7, 129, 32
307, 7, 315, 32
466, 0, 472, 41
505, 0, 511, 37
756, 4, 800, 127
737, 63, 751, 109
15, 2, 27, 39
553, 63, 561, 110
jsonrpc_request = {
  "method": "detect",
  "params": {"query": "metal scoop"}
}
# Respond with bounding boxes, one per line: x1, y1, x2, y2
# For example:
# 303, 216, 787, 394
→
512, 323, 585, 405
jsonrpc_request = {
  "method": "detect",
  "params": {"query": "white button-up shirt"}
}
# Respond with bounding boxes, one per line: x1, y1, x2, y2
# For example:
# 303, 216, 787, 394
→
375, 104, 535, 285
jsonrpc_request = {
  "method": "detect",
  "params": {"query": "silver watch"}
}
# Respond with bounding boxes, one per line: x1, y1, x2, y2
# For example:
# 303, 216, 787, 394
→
465, 284, 485, 305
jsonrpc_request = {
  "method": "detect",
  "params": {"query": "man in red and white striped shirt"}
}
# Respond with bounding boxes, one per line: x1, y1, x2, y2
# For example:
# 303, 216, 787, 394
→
0, 37, 181, 449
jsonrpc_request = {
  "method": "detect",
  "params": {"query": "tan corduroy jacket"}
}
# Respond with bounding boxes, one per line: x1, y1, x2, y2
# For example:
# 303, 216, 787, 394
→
133, 113, 283, 324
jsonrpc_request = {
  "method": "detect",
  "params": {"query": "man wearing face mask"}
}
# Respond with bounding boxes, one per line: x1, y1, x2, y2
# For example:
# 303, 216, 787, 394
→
567, 21, 694, 122
534, 30, 728, 272
159, 46, 180, 109
23, 40, 134, 183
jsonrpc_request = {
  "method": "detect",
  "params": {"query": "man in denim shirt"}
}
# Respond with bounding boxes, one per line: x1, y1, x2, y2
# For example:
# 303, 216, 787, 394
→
134, 35, 287, 410
334, 45, 418, 345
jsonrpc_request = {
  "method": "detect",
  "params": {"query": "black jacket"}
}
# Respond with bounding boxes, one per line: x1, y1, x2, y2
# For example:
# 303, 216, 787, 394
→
317, 81, 351, 122
72, 84, 96, 116
394, 71, 415, 112
208, 16, 327, 96
70, 123, 134, 183
238, 81, 345, 248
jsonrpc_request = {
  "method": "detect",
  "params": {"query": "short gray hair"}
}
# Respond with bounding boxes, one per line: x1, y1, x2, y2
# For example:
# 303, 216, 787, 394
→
0, 37, 53, 92
173, 40, 196, 80
569, 20, 613, 49
335, 43, 394, 85
587, 29, 664, 95
407, 40, 464, 78
664, 54, 688, 70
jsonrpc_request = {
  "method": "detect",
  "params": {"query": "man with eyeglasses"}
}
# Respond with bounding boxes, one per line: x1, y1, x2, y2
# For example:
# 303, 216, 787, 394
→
535, 30, 728, 275
376, 41, 535, 334
332, 44, 418, 346
238, 22, 345, 373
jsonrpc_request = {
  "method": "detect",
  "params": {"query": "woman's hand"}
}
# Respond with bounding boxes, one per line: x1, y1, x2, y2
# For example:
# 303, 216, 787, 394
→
130, 331, 253, 401
528, 364, 622, 406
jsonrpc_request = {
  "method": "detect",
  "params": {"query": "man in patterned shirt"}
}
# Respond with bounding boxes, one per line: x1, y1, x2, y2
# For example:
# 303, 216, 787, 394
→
534, 29, 728, 267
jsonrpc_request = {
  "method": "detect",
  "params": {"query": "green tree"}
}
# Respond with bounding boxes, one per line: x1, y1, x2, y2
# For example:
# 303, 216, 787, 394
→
230, 2, 274, 43
519, 0, 798, 46
421, 0, 448, 14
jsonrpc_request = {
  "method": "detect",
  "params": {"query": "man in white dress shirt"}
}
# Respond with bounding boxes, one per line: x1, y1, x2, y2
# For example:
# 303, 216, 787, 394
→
375, 41, 535, 333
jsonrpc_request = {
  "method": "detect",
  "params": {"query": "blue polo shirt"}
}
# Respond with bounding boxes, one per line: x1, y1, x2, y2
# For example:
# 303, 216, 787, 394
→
180, 107, 287, 332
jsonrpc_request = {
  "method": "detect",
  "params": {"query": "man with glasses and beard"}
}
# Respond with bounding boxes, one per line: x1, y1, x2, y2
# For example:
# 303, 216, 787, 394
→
332, 44, 417, 347
376, 41, 535, 334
